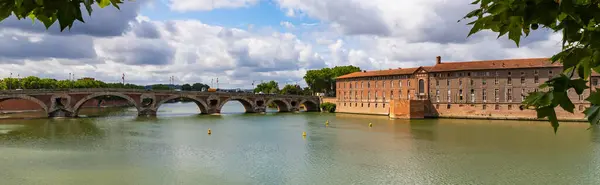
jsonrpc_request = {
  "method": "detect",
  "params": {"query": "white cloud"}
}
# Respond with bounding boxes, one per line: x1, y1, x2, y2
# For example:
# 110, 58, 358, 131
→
280, 21, 295, 29
0, 0, 563, 90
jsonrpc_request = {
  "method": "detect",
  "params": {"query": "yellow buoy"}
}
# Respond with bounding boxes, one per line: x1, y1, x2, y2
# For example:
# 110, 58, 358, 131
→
208, 129, 212, 135
369, 123, 373, 127
325, 120, 329, 126
302, 132, 306, 137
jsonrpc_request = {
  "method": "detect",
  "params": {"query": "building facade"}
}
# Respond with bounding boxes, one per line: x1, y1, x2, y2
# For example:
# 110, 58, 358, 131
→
335, 57, 596, 121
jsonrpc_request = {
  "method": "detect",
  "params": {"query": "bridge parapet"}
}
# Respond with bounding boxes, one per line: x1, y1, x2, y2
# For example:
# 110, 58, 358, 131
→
0, 89, 320, 118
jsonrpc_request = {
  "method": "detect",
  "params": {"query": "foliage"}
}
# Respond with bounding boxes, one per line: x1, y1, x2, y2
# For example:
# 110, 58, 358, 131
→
320, 102, 336, 113
0, 0, 125, 31
304, 66, 361, 96
2, 76, 144, 89
191, 83, 210, 91
254, 80, 279, 94
463, 0, 600, 132
302, 87, 313, 96
150, 84, 171, 90
181, 84, 192, 91
280, 84, 303, 95
0, 80, 6, 90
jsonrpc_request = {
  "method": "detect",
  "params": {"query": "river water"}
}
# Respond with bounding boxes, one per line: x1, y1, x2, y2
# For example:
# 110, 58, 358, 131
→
1, 102, 599, 185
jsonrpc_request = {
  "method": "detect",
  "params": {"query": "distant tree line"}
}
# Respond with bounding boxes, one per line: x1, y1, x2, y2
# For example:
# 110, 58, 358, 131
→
303, 66, 361, 96
0, 76, 210, 91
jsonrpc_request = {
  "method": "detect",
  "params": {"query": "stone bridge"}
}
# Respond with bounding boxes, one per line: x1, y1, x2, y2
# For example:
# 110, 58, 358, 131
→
0, 89, 321, 118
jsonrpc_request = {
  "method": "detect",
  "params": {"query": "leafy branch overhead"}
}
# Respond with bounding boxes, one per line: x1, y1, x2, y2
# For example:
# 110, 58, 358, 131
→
0, 0, 125, 31
463, 0, 600, 132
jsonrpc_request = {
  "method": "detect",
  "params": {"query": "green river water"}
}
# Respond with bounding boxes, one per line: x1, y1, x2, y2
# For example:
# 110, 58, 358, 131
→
1, 102, 599, 185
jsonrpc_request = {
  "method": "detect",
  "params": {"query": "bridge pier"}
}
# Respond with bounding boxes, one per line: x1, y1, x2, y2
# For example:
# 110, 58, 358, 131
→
48, 109, 75, 118
138, 109, 157, 117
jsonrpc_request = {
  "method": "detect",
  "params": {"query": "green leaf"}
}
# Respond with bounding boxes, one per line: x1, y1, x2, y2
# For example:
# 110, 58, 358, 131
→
570, 79, 588, 95
488, 3, 508, 15
468, 21, 483, 37
584, 105, 600, 125
587, 89, 600, 104
538, 106, 560, 133
97, 0, 112, 8
465, 9, 482, 18
35, 0, 43, 5
508, 26, 522, 47
554, 91, 574, 113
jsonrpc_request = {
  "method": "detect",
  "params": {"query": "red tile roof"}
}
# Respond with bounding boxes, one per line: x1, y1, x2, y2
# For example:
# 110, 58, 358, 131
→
429, 58, 561, 72
336, 67, 423, 79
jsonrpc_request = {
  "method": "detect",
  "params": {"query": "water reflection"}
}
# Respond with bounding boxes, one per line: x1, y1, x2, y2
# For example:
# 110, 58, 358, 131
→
0, 103, 600, 184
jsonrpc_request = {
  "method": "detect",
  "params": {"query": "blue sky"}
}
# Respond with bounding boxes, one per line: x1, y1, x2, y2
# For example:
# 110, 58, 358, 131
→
141, 0, 316, 32
0, 0, 560, 88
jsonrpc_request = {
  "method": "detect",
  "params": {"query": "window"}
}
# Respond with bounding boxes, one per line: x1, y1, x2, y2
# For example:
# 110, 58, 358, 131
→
436, 90, 440, 102
436, 79, 439, 86
508, 72, 512, 76
482, 78, 486, 85
495, 77, 498, 85
391, 91, 394, 99
534, 70, 539, 75
349, 103, 352, 107
580, 105, 584, 111
447, 104, 451, 109
344, 103, 346, 106
508, 105, 513, 110
368, 91, 371, 99
399, 80, 402, 87
521, 89, 525, 102
495, 104, 500, 110
436, 104, 440, 109
447, 89, 451, 102
468, 72, 471, 76
361, 103, 364, 107
368, 103, 370, 107
391, 81, 394, 88
459, 79, 463, 86
521, 71, 525, 76
495, 89, 499, 102
580, 94, 584, 101
534, 76, 539, 84
408, 80, 411, 87
375, 81, 378, 88
361, 82, 364, 88
383, 103, 385, 108
495, 71, 499, 76
482, 89, 487, 102
508, 77, 512, 85
483, 105, 487, 110
521, 77, 525, 84
470, 89, 475, 103
459, 89, 463, 101
383, 81, 386, 88
375, 91, 378, 99
594, 79, 598, 86
470, 79, 474, 86
549, 70, 553, 79
447, 79, 450, 86
375, 103, 377, 108
355, 103, 357, 107
367, 82, 371, 88
349, 83, 352, 89
383, 91, 386, 98
507, 89, 513, 102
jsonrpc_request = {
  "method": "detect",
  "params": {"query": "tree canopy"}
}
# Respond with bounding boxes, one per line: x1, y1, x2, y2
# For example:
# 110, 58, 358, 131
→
180, 83, 210, 91
463, 0, 600, 132
254, 81, 280, 94
303, 66, 361, 96
0, 0, 125, 31
280, 84, 303, 95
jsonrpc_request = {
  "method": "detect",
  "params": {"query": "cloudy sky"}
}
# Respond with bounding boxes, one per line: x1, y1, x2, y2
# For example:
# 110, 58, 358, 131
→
0, 0, 562, 89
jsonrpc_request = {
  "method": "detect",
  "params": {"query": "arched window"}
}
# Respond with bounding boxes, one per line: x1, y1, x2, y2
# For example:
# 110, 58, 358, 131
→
418, 79, 425, 94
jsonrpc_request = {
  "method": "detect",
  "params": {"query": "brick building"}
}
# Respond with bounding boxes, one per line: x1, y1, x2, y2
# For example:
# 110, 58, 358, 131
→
335, 57, 596, 120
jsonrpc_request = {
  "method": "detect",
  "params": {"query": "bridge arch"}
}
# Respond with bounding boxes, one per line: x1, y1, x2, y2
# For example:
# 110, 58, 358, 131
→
266, 98, 291, 112
299, 99, 320, 112
72, 92, 140, 117
219, 97, 255, 113
155, 95, 209, 114
0, 95, 48, 113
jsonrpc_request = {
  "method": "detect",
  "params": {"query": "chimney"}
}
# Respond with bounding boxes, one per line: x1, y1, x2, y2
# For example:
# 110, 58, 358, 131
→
436, 56, 442, 64
363, 70, 366, 73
